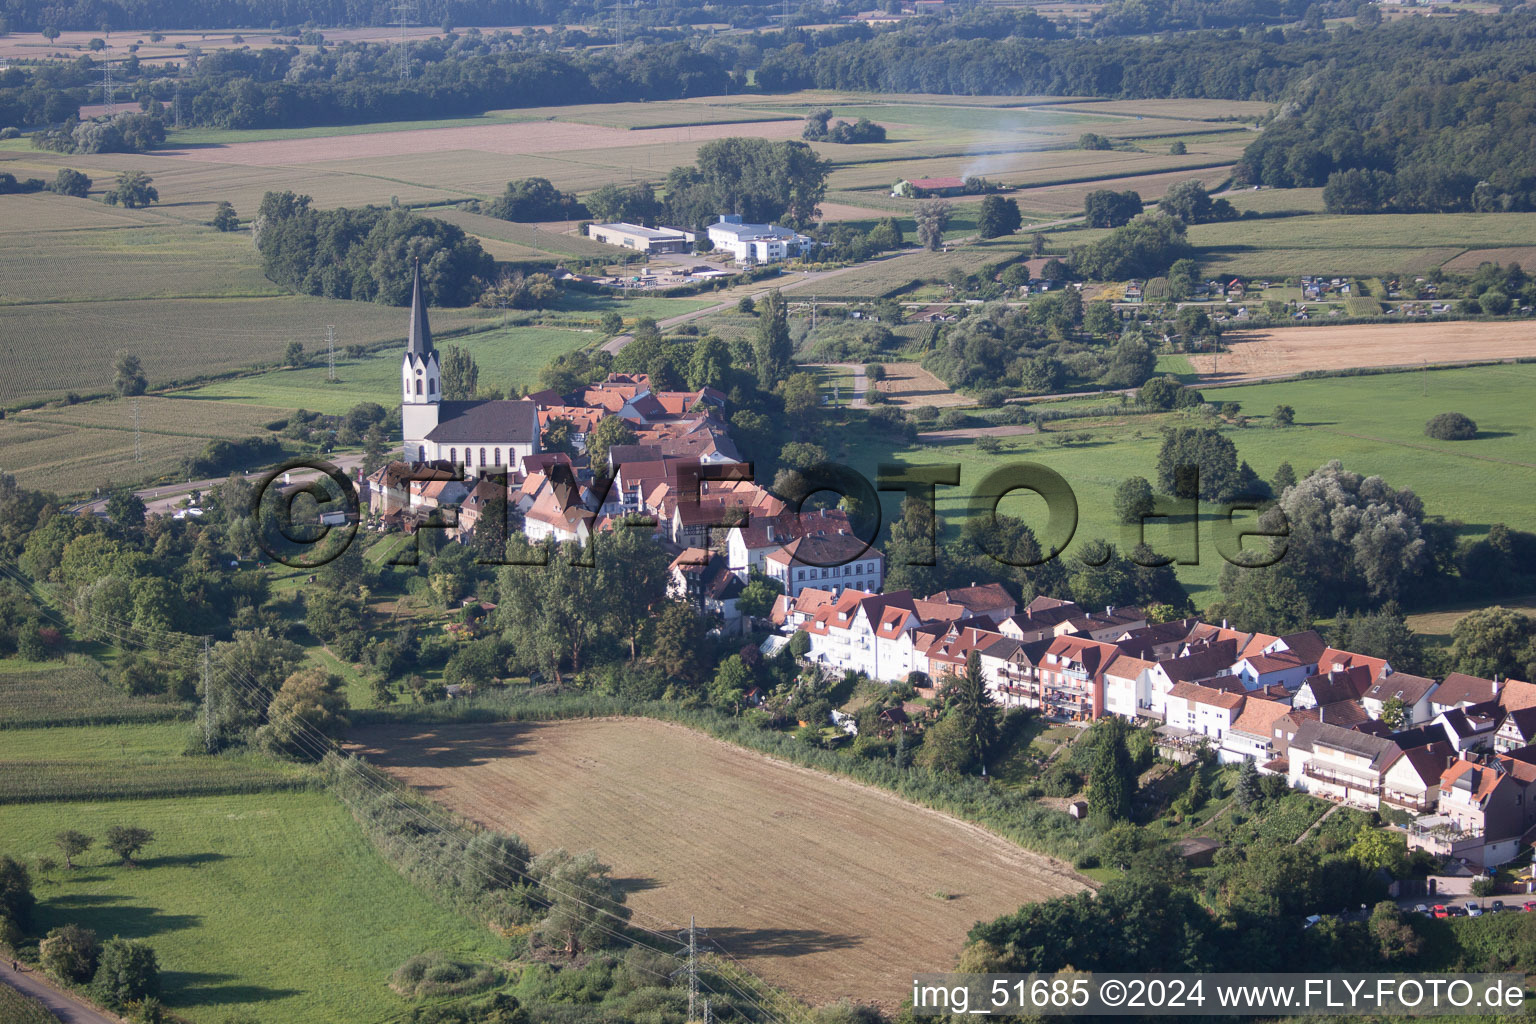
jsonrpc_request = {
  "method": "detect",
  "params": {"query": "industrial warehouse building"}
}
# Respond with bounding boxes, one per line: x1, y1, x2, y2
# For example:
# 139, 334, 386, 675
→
586, 222, 696, 254
705, 214, 813, 263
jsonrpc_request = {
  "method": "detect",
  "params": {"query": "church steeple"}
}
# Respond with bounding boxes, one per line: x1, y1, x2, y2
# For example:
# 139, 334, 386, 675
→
405, 258, 433, 360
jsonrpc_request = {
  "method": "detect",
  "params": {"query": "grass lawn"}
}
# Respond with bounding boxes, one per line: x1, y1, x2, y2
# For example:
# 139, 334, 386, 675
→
173, 321, 601, 414
0, 722, 308, 804
839, 363, 1536, 607
1, 790, 503, 1024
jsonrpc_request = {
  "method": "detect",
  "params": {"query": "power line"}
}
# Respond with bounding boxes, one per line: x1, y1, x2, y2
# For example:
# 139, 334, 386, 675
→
0, 562, 795, 1024
327, 324, 336, 381
101, 61, 117, 116
393, 1, 414, 80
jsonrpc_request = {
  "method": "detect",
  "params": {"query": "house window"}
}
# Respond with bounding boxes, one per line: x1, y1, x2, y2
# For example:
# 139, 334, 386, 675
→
417, 446, 425, 461
797, 570, 805, 580
428, 379, 436, 394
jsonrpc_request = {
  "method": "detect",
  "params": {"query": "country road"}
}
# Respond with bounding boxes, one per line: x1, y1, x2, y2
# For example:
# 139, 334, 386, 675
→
2, 961, 122, 1024
72, 454, 366, 517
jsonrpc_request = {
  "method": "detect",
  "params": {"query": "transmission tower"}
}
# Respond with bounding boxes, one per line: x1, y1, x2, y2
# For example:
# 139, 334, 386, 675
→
101, 61, 117, 116
132, 397, 142, 462
614, 0, 623, 47
173, 75, 184, 130
326, 324, 336, 381
393, 1, 414, 80
703, 999, 711, 1024
688, 917, 697, 1022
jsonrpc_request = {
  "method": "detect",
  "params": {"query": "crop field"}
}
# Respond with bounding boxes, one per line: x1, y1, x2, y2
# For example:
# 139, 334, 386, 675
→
841, 362, 1536, 603
0, 294, 491, 409
1190, 211, 1536, 276
0, 211, 281, 304
0, 663, 187, 730
1442, 246, 1536, 272
0, 790, 504, 1023
1007, 164, 1237, 216
429, 208, 632, 259
349, 718, 1087, 1006
0, 722, 308, 803
811, 247, 1017, 299
177, 321, 606, 415
1187, 321, 1536, 383
868, 362, 969, 407
0, 984, 56, 1024
0, 396, 286, 492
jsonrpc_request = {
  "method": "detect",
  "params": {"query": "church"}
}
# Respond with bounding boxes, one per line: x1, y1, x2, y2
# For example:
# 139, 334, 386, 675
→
400, 259, 540, 475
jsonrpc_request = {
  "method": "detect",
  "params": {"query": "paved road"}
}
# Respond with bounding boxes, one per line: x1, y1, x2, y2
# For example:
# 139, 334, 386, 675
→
1, 961, 121, 1024
72, 453, 366, 517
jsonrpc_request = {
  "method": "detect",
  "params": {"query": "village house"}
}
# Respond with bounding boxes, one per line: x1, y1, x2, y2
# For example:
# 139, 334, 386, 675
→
1362, 672, 1440, 726
1410, 754, 1536, 869
764, 531, 884, 598
1218, 696, 1295, 765
668, 548, 747, 633
1380, 742, 1456, 815
1433, 699, 1506, 752
1286, 720, 1406, 810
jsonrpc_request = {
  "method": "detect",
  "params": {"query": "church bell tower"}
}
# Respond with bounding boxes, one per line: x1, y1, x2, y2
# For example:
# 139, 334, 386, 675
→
400, 258, 441, 461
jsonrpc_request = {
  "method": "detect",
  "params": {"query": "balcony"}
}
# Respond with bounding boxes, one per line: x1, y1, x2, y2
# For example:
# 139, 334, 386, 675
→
1303, 762, 1381, 795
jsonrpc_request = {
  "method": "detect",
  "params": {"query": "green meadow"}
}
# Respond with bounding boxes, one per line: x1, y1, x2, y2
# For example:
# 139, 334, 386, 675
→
0, 789, 503, 1024
840, 363, 1536, 606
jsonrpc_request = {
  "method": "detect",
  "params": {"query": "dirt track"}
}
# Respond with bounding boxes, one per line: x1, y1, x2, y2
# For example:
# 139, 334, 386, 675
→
1188, 321, 1536, 384
349, 718, 1085, 1006
158, 118, 802, 167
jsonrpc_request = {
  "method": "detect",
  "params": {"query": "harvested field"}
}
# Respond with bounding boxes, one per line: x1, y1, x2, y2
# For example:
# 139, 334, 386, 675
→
349, 718, 1086, 1006
917, 423, 1038, 443
1188, 322, 1536, 384
818, 201, 905, 222
162, 117, 802, 168
871, 362, 970, 408
1442, 246, 1536, 272
1008, 164, 1236, 215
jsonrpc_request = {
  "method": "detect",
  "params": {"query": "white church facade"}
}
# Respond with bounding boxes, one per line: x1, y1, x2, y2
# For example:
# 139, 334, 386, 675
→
400, 260, 540, 475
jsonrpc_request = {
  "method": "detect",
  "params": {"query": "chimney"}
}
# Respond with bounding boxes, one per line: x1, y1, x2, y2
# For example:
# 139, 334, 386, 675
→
1222, 619, 1229, 630
1494, 676, 1504, 695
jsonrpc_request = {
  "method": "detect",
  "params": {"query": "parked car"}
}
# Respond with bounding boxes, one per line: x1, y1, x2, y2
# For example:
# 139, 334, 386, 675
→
1523, 901, 1536, 913
1433, 905, 1450, 918
1465, 904, 1483, 917
1491, 900, 1505, 913
1448, 905, 1469, 917
1414, 903, 1430, 915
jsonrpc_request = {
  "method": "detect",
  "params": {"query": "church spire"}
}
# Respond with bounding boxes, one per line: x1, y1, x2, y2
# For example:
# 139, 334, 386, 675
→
405, 257, 433, 360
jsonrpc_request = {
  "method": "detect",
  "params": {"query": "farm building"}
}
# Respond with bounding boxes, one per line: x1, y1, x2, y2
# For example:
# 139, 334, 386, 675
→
892, 177, 967, 198
586, 222, 696, 254
705, 215, 813, 263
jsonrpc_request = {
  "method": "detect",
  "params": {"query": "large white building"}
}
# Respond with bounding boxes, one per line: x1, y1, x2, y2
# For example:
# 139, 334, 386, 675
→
705, 214, 812, 263
400, 260, 540, 475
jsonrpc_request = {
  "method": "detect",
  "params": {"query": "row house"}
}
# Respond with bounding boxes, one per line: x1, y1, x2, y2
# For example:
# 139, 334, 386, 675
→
1145, 639, 1240, 719
1163, 682, 1247, 741
980, 637, 1051, 709
1287, 721, 1406, 810
917, 584, 1017, 625
1037, 635, 1119, 721
1362, 672, 1440, 726
770, 587, 835, 631
1495, 707, 1536, 752
921, 623, 1005, 683
1434, 699, 1505, 752
801, 590, 920, 681
1219, 697, 1296, 766
667, 548, 747, 633
1380, 742, 1455, 816
1102, 655, 1157, 720
765, 531, 885, 598
1411, 754, 1536, 869
727, 508, 855, 574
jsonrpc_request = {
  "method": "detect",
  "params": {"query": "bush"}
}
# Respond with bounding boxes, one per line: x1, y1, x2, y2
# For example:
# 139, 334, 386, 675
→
1471, 876, 1498, 898
936, 408, 970, 430
92, 938, 160, 1009
1425, 411, 1477, 440
0, 127, 20, 140
41, 924, 101, 983
865, 362, 886, 382
390, 951, 499, 998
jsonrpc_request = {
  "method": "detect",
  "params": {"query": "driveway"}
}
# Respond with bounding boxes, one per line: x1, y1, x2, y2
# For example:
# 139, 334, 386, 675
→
1, 961, 122, 1024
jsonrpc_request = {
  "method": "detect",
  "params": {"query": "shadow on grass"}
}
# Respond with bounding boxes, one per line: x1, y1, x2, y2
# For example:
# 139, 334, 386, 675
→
612, 876, 664, 896
41, 893, 201, 938
161, 970, 303, 1007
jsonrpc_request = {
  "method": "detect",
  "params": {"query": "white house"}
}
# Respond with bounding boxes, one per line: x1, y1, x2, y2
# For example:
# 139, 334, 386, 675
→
763, 531, 883, 598
705, 214, 812, 263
